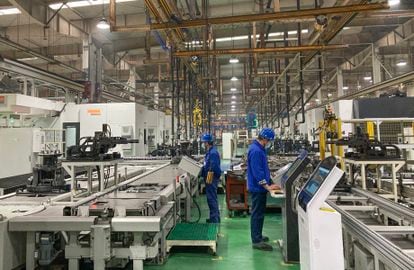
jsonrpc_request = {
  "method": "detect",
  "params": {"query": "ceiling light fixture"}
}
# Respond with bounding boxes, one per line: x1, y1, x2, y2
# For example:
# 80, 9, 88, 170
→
229, 56, 239, 64
343, 27, 350, 30
396, 60, 407, 67
364, 76, 372, 81
388, 0, 400, 6
315, 98, 320, 102
327, 93, 332, 97
231, 95, 236, 99
231, 76, 238, 81
230, 88, 237, 91
50, 0, 136, 10
343, 86, 349, 90
231, 101, 236, 104
97, 17, 110, 29
17, 57, 38, 61
0, 8, 20, 16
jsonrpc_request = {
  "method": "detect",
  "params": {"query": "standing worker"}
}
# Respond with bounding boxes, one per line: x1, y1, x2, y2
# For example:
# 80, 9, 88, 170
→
201, 133, 221, 223
247, 128, 280, 251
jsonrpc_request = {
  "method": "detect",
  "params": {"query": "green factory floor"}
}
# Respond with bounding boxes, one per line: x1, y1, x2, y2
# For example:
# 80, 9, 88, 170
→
147, 194, 300, 270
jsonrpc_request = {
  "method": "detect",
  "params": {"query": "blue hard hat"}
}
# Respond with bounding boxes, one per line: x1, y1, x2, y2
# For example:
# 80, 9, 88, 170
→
200, 133, 214, 143
259, 128, 275, 141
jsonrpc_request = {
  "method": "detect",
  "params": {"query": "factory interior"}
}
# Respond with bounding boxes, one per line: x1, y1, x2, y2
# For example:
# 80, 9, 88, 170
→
1, 0, 414, 269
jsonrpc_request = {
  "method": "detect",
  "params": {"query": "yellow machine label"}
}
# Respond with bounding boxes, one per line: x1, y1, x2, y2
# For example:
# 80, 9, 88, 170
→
319, 207, 336, 213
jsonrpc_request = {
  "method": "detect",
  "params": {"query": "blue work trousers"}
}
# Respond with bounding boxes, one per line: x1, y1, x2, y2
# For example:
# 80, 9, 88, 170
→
250, 192, 267, 243
206, 178, 220, 223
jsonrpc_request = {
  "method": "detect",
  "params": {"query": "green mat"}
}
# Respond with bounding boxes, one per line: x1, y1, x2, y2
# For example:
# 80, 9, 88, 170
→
167, 223, 218, 241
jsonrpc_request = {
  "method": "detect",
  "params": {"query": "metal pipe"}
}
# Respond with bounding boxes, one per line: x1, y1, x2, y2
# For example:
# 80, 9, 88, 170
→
151, 3, 389, 30
171, 52, 175, 146
283, 31, 290, 128
173, 44, 348, 57
307, 70, 414, 111
296, 0, 305, 124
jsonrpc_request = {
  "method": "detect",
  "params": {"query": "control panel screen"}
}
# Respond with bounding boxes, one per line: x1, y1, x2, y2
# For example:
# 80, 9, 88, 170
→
305, 180, 319, 195
281, 151, 309, 189
302, 166, 329, 196
298, 157, 336, 212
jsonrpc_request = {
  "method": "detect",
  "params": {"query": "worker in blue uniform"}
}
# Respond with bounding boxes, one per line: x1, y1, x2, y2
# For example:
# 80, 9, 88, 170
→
201, 133, 221, 223
247, 128, 280, 251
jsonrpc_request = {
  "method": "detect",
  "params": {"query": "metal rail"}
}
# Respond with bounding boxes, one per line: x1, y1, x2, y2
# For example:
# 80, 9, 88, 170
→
173, 44, 348, 57
351, 187, 414, 220
151, 3, 389, 30
328, 200, 414, 270
69, 162, 170, 208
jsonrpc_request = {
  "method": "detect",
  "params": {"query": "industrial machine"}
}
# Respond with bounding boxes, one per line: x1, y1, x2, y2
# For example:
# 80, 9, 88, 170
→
334, 126, 401, 160
67, 124, 139, 161
23, 129, 66, 194
26, 153, 65, 194
297, 156, 345, 270
0, 159, 202, 270
279, 150, 311, 263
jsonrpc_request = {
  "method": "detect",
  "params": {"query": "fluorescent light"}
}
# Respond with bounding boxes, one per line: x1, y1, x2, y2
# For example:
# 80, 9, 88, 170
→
0, 8, 20, 16
304, 89, 309, 93
196, 29, 310, 44
388, 0, 400, 6
266, 38, 298, 42
231, 108, 235, 111
231, 101, 236, 104
327, 93, 332, 97
231, 76, 238, 81
229, 57, 239, 64
343, 27, 350, 30
231, 96, 236, 99
50, 0, 135, 10
17, 57, 38, 61
230, 88, 237, 91
364, 76, 372, 81
396, 60, 407, 67
343, 86, 349, 90
315, 98, 320, 102
231, 105, 235, 108
97, 18, 110, 29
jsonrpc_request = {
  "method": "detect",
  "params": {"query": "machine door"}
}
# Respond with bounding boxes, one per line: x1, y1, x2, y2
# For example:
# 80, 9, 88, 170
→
63, 122, 80, 156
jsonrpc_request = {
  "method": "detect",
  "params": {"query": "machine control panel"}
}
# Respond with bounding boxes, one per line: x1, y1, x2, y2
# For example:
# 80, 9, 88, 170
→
298, 156, 339, 212
280, 150, 310, 190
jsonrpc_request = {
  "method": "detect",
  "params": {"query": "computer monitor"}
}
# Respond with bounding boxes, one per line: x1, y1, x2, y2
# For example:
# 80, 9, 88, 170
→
280, 150, 309, 189
298, 156, 337, 212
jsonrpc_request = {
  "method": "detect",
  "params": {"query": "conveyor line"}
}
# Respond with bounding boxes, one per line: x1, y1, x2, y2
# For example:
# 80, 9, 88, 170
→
328, 200, 414, 270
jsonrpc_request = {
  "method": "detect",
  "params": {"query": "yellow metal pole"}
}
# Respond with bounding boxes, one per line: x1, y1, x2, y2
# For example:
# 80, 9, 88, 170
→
367, 121, 375, 140
319, 121, 326, 160
336, 118, 345, 170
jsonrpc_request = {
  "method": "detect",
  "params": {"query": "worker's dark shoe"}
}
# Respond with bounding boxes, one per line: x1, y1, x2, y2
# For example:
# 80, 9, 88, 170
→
252, 242, 273, 251
206, 218, 211, 223
262, 236, 270, 242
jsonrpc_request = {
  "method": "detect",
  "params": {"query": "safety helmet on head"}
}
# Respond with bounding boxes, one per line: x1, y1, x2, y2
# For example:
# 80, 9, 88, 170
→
259, 128, 275, 141
200, 133, 214, 143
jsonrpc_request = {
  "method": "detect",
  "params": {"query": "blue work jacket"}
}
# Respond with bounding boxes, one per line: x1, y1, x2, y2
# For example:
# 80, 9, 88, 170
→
201, 146, 222, 180
247, 140, 271, 193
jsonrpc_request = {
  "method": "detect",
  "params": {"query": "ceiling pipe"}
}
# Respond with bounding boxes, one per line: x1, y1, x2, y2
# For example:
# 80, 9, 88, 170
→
174, 44, 348, 57
306, 71, 414, 112
151, 3, 389, 30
